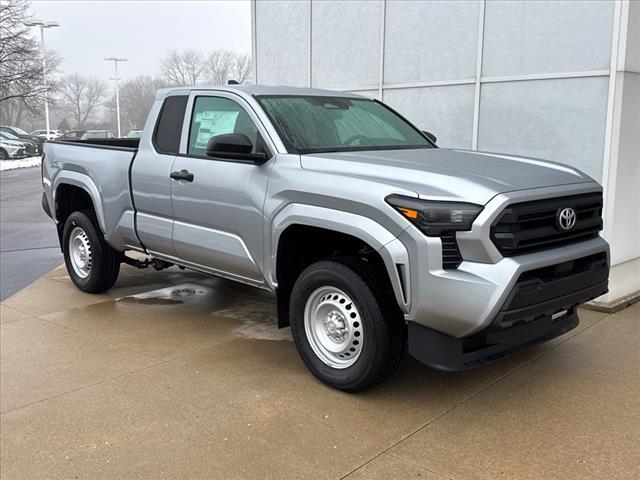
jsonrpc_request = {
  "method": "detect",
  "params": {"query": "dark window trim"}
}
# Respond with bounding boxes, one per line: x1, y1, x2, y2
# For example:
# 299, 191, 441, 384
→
253, 94, 437, 155
49, 140, 137, 152
175, 152, 270, 165
152, 94, 189, 155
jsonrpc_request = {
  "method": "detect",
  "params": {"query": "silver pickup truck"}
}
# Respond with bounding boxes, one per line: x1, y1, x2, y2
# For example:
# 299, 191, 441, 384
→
42, 85, 609, 391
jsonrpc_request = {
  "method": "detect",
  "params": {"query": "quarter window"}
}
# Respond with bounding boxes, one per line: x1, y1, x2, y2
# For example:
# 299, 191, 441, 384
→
187, 96, 259, 157
153, 95, 188, 154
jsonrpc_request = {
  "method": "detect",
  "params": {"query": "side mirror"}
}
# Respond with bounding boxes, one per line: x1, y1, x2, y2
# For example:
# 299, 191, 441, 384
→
422, 131, 437, 144
206, 133, 267, 163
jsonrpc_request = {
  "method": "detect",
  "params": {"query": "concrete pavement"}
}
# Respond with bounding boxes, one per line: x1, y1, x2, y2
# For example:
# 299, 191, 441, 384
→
1, 264, 638, 479
0, 167, 62, 300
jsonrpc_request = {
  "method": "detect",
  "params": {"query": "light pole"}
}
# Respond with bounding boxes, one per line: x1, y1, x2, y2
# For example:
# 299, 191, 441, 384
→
24, 19, 60, 137
104, 57, 128, 137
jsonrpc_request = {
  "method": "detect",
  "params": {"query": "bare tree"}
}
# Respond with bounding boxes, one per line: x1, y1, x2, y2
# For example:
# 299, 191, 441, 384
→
58, 74, 108, 128
230, 53, 252, 84
0, 0, 62, 124
105, 75, 167, 132
161, 49, 252, 87
204, 49, 233, 85
160, 49, 205, 86
204, 49, 252, 85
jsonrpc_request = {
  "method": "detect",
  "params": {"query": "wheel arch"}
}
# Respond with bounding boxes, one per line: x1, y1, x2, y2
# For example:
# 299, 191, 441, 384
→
269, 204, 410, 328
53, 172, 106, 233
53, 172, 106, 249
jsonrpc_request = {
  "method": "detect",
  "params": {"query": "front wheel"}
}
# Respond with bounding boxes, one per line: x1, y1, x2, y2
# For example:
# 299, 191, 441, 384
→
289, 259, 405, 392
62, 211, 121, 293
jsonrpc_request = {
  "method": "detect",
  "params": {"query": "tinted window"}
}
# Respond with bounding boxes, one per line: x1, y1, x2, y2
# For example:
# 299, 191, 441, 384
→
154, 95, 188, 154
187, 96, 259, 157
257, 95, 432, 154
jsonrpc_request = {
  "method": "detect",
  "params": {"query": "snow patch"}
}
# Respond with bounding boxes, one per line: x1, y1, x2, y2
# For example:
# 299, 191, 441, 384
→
0, 156, 42, 171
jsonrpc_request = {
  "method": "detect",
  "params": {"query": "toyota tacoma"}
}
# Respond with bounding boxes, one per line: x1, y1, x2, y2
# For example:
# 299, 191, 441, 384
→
42, 85, 609, 391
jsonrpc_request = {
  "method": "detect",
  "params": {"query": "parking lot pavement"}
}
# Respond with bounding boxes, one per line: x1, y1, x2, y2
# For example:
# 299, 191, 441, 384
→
1, 265, 638, 479
0, 167, 62, 300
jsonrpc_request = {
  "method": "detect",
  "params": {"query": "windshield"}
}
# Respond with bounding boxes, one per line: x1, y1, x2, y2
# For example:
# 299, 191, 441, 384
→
11, 127, 28, 135
256, 95, 433, 154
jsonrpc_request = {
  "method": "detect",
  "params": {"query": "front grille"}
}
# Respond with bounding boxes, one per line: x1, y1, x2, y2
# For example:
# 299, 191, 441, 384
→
441, 233, 462, 269
491, 193, 603, 256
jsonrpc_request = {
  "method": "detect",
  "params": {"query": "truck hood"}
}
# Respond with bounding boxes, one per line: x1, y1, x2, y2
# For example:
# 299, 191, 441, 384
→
301, 148, 595, 205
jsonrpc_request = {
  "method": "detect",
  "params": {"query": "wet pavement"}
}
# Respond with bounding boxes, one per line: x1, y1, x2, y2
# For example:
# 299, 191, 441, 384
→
0, 167, 62, 300
1, 264, 638, 479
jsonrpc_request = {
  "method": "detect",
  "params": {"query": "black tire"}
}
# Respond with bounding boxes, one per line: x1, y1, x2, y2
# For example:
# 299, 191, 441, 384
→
62, 210, 121, 293
289, 258, 405, 392
0, 149, 8, 160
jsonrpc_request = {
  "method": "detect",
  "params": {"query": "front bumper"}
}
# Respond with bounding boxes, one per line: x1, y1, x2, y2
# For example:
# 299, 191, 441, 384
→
401, 183, 609, 338
2, 146, 26, 158
408, 251, 608, 370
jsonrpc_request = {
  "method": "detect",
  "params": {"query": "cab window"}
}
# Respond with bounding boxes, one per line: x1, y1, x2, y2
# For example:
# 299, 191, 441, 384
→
187, 96, 260, 157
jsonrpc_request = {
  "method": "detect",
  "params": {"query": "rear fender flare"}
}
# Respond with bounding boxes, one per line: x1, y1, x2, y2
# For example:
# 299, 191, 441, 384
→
52, 171, 106, 234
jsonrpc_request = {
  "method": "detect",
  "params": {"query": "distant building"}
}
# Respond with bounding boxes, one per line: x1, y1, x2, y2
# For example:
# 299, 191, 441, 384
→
252, 0, 639, 308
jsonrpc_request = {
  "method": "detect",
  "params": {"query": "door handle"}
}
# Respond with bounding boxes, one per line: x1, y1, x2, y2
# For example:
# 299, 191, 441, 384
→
170, 169, 194, 182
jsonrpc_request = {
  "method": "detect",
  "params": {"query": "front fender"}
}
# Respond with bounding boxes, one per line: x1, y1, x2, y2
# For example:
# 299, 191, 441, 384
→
269, 203, 411, 313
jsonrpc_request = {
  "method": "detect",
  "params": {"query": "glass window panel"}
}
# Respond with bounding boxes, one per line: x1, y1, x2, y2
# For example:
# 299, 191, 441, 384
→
188, 97, 258, 156
257, 95, 432, 154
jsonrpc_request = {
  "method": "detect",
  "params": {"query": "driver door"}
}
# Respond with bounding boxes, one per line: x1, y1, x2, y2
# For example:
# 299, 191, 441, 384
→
169, 92, 274, 287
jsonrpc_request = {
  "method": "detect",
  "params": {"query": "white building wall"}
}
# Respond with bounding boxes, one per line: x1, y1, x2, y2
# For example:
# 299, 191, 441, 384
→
253, 0, 639, 307
597, 0, 640, 307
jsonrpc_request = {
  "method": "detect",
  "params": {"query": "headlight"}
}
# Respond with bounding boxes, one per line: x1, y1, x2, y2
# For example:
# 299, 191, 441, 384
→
386, 194, 483, 236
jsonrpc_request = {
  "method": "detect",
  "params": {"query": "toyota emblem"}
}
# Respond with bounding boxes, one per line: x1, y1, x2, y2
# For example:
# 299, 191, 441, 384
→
557, 207, 577, 231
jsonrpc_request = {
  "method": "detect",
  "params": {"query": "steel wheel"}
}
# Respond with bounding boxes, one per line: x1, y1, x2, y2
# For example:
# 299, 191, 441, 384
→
68, 226, 92, 279
303, 286, 364, 369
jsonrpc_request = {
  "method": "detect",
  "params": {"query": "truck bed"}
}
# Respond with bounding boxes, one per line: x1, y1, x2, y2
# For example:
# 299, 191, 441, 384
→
43, 140, 141, 251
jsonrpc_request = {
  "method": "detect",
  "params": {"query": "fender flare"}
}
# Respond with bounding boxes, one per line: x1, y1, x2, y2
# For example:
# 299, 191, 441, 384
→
52, 171, 107, 234
269, 203, 411, 313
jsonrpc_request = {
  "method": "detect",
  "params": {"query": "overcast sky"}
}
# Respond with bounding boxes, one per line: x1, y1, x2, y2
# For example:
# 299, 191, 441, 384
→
29, 0, 252, 81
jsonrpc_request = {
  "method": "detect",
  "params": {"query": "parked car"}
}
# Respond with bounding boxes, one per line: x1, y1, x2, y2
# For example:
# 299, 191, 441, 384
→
126, 130, 143, 139
0, 126, 44, 154
42, 85, 610, 391
31, 129, 62, 141
0, 137, 27, 159
57, 130, 87, 141
0, 131, 38, 157
80, 130, 115, 140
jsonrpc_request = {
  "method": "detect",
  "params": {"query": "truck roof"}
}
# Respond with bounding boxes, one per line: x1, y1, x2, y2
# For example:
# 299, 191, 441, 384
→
155, 84, 365, 100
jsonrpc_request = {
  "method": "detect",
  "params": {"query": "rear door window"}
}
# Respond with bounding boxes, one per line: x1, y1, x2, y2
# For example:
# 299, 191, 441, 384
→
153, 95, 188, 154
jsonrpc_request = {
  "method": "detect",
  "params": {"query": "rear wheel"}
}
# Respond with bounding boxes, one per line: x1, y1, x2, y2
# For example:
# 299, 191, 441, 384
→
289, 259, 405, 392
62, 211, 121, 293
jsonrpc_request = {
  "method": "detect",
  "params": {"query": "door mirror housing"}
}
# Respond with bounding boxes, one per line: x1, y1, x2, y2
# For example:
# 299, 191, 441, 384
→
206, 133, 267, 163
422, 130, 437, 144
